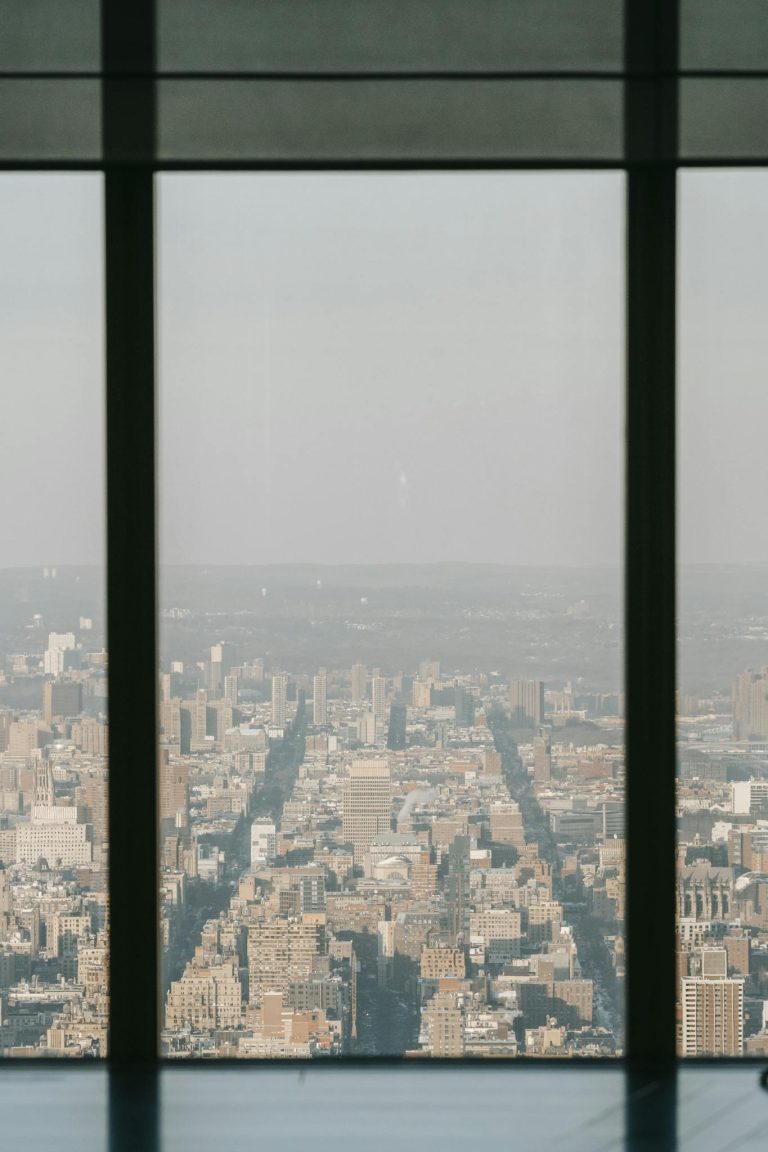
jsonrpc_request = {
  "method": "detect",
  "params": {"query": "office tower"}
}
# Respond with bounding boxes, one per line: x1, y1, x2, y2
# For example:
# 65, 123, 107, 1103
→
313, 670, 327, 726
342, 760, 392, 865
509, 679, 545, 725
351, 663, 367, 703
251, 821, 277, 867
387, 702, 407, 751
681, 949, 744, 1056
732, 668, 768, 740
372, 676, 387, 722
271, 673, 287, 726
224, 674, 239, 706
533, 725, 552, 782
454, 687, 474, 727
298, 872, 326, 914
418, 659, 441, 682
42, 679, 83, 725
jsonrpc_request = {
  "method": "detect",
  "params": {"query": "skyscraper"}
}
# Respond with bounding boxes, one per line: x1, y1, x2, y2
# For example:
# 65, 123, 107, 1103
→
386, 702, 407, 751
351, 663, 367, 703
34, 759, 55, 808
342, 760, 392, 865
271, 674, 287, 727
732, 668, 768, 740
313, 670, 327, 726
509, 679, 545, 726
681, 949, 744, 1056
533, 726, 552, 782
42, 679, 83, 725
454, 687, 474, 727
224, 674, 239, 706
372, 676, 387, 723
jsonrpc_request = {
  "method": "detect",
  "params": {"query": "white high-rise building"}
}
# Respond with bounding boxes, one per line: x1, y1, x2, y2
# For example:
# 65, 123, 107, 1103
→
271, 674, 287, 727
343, 760, 392, 865
313, 671, 327, 726
372, 676, 387, 723
44, 632, 76, 676
251, 821, 277, 868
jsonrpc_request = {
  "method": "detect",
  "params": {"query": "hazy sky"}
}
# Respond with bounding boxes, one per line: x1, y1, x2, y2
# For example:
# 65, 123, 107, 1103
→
1, 170, 764, 568
158, 172, 624, 567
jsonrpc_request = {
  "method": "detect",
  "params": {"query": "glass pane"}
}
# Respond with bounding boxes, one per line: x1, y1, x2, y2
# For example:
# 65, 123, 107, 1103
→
158, 79, 623, 163
158, 0, 624, 74
158, 172, 625, 1058
678, 170, 768, 1058
0, 175, 107, 1057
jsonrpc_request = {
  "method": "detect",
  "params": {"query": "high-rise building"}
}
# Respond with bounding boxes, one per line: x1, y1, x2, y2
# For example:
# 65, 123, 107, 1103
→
386, 702, 407, 751
42, 679, 83, 725
34, 760, 55, 808
351, 663, 367, 703
313, 670, 327, 727
343, 760, 392, 865
251, 821, 277, 867
224, 674, 239, 706
43, 632, 76, 676
418, 659, 441, 683
732, 668, 768, 740
483, 748, 502, 777
454, 687, 474, 727
533, 726, 552, 782
681, 949, 744, 1056
211, 641, 236, 674
372, 676, 387, 723
423, 991, 464, 1057
509, 680, 544, 726
489, 801, 525, 849
159, 754, 189, 830
248, 918, 324, 1005
271, 674, 287, 727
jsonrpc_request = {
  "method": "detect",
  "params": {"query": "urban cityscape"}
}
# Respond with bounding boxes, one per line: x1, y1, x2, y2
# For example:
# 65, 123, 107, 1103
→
0, 562, 764, 1059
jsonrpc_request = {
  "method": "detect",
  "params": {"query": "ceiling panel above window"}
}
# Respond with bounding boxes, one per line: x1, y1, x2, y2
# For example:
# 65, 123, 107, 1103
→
158, 0, 624, 75
0, 0, 100, 73
157, 79, 623, 163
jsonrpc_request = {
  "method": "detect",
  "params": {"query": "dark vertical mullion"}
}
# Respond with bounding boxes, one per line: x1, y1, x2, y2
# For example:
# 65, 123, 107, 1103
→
625, 0, 679, 1107
103, 0, 158, 1069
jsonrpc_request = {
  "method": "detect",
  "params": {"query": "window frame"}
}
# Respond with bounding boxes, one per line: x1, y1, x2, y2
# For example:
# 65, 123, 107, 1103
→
2, 0, 767, 1145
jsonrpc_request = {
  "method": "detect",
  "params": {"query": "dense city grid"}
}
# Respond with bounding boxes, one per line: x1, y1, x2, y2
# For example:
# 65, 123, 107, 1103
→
2, 564, 768, 1057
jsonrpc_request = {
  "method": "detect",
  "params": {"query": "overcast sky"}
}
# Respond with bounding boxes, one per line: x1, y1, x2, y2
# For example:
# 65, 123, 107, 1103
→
0, 171, 763, 568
